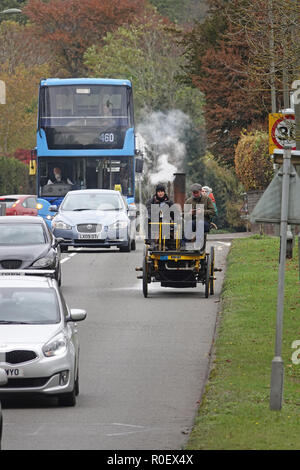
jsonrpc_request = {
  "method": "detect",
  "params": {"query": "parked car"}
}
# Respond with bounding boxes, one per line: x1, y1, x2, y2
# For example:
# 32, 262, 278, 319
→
0, 271, 87, 406
0, 195, 38, 216
0, 216, 62, 285
0, 369, 7, 450
51, 189, 136, 252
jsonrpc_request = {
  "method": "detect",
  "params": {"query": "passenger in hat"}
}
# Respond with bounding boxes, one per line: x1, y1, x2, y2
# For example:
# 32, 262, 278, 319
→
145, 183, 174, 245
183, 183, 216, 248
202, 185, 218, 216
146, 183, 173, 216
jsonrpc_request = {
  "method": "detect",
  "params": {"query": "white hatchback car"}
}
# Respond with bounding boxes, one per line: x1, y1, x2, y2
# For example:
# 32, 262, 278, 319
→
0, 271, 86, 406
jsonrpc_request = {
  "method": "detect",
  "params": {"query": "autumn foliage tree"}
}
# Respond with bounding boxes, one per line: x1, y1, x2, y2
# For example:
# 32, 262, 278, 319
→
192, 43, 267, 166
0, 20, 53, 73
223, 0, 300, 107
234, 130, 273, 191
182, 1, 269, 167
23, 0, 148, 76
83, 14, 203, 119
0, 63, 48, 155
183, 0, 300, 169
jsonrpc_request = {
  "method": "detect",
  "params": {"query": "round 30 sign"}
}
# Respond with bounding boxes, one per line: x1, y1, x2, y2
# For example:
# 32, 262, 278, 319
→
270, 113, 296, 151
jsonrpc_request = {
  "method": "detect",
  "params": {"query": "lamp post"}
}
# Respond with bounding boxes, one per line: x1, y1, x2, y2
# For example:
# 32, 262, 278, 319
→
0, 9, 22, 14
269, 144, 292, 410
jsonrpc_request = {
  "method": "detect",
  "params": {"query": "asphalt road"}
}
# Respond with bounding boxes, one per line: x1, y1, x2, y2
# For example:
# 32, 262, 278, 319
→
2, 237, 231, 450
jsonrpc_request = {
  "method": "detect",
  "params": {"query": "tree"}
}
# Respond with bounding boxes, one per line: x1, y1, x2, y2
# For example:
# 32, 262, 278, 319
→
148, 0, 208, 25
187, 152, 245, 230
0, 20, 53, 74
234, 130, 273, 191
192, 43, 267, 166
0, 63, 49, 155
84, 16, 204, 125
23, 0, 148, 76
84, 16, 192, 114
223, 0, 300, 110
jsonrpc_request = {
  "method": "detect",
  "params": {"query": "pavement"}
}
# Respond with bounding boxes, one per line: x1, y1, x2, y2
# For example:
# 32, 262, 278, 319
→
207, 231, 253, 242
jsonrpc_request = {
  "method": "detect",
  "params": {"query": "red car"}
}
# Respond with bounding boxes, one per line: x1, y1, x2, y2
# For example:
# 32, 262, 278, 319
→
0, 195, 38, 216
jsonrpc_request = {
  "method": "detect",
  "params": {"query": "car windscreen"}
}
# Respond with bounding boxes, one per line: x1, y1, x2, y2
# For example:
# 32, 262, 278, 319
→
61, 193, 124, 211
0, 288, 60, 324
0, 224, 46, 245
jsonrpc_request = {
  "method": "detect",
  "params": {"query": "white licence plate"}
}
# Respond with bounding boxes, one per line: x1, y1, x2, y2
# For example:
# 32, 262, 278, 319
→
78, 233, 100, 239
0, 272, 21, 276
5, 368, 24, 378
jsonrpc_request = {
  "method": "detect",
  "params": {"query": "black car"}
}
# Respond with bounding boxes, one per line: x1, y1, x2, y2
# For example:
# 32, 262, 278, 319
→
0, 216, 62, 285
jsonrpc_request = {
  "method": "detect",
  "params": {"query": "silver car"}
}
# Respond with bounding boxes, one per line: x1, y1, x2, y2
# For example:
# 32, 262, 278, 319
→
0, 271, 86, 406
0, 369, 7, 449
51, 189, 136, 252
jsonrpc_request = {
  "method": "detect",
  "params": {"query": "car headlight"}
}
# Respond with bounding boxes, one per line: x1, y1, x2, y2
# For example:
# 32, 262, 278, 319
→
31, 256, 55, 268
43, 333, 67, 357
109, 220, 128, 230
52, 220, 72, 230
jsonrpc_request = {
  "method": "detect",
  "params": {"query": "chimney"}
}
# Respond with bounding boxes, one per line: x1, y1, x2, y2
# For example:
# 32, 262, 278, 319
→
173, 173, 186, 210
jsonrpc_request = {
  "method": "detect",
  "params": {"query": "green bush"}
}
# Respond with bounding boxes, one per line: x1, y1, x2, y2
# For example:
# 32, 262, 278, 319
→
234, 130, 273, 191
0, 156, 35, 195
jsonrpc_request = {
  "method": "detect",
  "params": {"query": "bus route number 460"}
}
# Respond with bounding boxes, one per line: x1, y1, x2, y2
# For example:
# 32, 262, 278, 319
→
99, 132, 115, 143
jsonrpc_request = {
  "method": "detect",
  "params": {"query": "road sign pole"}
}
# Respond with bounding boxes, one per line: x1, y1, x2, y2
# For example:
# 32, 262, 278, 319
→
270, 145, 292, 411
295, 87, 300, 279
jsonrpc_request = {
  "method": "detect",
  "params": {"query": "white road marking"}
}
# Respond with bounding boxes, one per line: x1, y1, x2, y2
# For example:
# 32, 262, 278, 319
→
60, 248, 82, 264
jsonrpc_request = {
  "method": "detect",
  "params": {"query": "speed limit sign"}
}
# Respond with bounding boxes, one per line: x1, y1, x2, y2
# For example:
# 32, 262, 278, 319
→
269, 113, 296, 154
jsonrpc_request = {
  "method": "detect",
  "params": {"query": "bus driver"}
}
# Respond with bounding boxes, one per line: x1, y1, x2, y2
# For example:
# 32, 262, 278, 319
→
47, 167, 73, 185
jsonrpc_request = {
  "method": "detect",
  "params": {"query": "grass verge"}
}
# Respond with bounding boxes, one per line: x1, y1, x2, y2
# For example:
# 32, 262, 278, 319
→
186, 235, 300, 450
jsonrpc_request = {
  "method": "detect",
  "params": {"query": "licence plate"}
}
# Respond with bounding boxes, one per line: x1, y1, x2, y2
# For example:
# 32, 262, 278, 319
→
5, 368, 24, 378
0, 272, 21, 276
78, 233, 100, 239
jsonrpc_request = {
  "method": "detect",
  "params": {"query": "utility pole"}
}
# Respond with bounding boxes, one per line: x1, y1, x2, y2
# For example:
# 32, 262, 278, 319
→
268, 0, 276, 114
270, 145, 292, 410
294, 85, 300, 278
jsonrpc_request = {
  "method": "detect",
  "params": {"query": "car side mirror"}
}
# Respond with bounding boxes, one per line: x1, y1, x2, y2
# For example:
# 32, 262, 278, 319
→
68, 309, 87, 322
0, 368, 7, 386
49, 205, 58, 212
135, 158, 143, 173
53, 237, 64, 248
127, 204, 136, 219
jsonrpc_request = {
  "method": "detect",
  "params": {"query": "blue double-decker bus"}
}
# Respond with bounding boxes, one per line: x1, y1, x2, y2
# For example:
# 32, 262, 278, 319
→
34, 78, 141, 210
